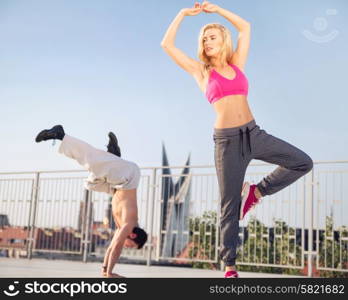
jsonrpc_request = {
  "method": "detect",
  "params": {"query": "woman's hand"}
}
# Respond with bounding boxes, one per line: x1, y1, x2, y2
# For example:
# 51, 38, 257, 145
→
202, 1, 220, 13
181, 2, 202, 16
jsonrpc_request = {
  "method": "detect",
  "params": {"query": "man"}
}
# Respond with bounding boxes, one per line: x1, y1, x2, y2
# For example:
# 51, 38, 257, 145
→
35, 125, 148, 278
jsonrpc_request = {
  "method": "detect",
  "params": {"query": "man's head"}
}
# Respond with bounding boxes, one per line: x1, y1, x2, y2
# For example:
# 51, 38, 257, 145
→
124, 227, 148, 249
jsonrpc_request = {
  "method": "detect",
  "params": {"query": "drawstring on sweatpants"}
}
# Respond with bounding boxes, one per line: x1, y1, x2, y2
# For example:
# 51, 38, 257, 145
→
239, 127, 252, 158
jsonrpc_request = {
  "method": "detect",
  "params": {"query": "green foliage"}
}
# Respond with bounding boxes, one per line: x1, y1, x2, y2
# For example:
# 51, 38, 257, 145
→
187, 211, 348, 277
239, 216, 302, 267
317, 216, 348, 277
188, 211, 219, 269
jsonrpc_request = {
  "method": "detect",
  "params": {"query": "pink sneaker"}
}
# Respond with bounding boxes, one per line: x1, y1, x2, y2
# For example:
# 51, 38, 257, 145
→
224, 270, 239, 278
239, 183, 262, 220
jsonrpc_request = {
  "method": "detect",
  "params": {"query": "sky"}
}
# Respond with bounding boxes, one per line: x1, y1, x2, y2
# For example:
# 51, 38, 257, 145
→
0, 0, 347, 173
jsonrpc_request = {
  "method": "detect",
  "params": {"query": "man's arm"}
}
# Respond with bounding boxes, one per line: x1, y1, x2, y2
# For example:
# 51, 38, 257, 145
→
106, 223, 135, 276
105, 189, 138, 276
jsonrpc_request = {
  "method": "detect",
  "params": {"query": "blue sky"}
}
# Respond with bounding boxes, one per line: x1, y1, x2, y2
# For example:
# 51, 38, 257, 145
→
0, 0, 347, 172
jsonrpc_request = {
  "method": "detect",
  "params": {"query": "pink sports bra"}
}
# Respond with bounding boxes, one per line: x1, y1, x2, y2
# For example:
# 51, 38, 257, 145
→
205, 63, 249, 104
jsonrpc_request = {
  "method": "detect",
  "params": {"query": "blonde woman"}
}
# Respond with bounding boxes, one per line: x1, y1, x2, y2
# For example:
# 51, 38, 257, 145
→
161, 1, 313, 278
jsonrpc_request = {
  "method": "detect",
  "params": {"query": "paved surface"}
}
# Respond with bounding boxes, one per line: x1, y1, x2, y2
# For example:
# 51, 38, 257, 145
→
0, 258, 303, 278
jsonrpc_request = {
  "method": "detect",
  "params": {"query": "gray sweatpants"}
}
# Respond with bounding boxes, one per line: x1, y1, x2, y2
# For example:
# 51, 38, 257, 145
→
214, 120, 313, 266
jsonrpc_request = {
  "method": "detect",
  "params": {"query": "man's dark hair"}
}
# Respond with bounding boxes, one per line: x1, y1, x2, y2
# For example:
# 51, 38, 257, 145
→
132, 227, 148, 249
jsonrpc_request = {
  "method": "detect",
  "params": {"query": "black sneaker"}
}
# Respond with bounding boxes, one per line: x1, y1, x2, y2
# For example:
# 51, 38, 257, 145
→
107, 132, 121, 157
35, 125, 65, 143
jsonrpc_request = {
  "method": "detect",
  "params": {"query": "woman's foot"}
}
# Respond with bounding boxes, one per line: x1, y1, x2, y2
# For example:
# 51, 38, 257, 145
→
35, 125, 65, 142
239, 182, 262, 220
224, 270, 239, 278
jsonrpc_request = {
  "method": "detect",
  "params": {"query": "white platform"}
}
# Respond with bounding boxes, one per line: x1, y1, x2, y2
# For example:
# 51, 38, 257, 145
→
0, 258, 303, 278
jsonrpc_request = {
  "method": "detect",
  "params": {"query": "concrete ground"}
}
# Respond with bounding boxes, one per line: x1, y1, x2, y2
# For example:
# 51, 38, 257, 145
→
0, 258, 303, 278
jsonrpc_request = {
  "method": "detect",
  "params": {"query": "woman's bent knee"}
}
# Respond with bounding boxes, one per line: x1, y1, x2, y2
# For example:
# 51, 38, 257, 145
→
302, 155, 313, 173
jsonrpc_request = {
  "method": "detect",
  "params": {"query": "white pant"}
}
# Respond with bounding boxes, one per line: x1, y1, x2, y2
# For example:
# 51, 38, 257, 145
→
58, 135, 140, 194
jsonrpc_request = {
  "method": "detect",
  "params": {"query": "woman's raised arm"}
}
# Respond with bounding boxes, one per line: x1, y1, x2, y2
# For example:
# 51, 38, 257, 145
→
161, 3, 203, 76
203, 1, 251, 70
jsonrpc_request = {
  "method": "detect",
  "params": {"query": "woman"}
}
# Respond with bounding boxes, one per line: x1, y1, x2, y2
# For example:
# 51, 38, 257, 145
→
161, 1, 313, 278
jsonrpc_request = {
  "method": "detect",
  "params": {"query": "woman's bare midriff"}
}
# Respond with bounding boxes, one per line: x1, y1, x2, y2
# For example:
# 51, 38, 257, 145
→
212, 95, 254, 129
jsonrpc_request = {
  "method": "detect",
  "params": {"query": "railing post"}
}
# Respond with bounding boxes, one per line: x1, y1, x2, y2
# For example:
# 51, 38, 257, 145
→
146, 168, 157, 266
307, 169, 314, 277
156, 169, 165, 262
82, 189, 92, 263
27, 172, 40, 260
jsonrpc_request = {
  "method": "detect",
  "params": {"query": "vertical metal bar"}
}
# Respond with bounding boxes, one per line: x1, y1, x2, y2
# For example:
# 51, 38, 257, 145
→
301, 178, 305, 269
28, 172, 40, 260
209, 175, 214, 262
80, 189, 87, 257
199, 175, 203, 260
26, 179, 35, 258
42, 179, 48, 252
274, 197, 277, 265
59, 179, 64, 252
324, 174, 328, 269
67, 178, 74, 252
339, 173, 343, 270
316, 173, 320, 273
331, 174, 335, 269
156, 172, 163, 261
146, 168, 157, 266
142, 175, 149, 260
214, 175, 222, 269
280, 191, 283, 265
307, 169, 314, 277
287, 187, 291, 266
82, 189, 92, 263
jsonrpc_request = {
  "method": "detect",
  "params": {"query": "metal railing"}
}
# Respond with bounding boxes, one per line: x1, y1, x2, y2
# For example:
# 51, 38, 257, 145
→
0, 161, 347, 276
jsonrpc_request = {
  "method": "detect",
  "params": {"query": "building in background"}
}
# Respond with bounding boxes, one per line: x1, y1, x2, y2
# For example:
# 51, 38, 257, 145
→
160, 144, 191, 258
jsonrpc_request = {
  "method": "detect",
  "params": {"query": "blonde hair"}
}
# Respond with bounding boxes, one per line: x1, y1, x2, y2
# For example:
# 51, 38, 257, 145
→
198, 23, 234, 75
